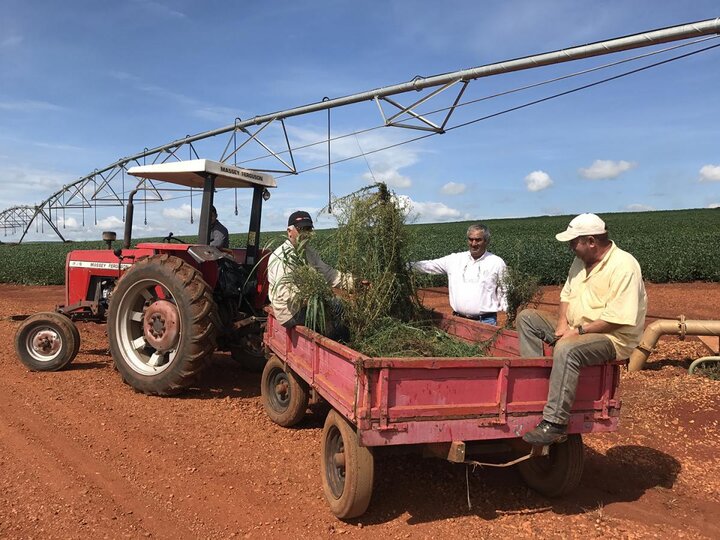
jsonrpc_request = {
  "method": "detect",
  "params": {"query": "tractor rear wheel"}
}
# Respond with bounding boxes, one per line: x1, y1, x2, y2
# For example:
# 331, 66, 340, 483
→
108, 254, 219, 396
15, 311, 80, 371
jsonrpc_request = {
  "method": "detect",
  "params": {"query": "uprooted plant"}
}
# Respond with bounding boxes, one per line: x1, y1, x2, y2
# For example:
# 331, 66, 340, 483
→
278, 182, 490, 357
329, 183, 425, 343
501, 265, 541, 329
272, 236, 335, 335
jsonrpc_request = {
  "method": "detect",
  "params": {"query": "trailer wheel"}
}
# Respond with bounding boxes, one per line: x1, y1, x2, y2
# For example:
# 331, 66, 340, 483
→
14, 312, 80, 371
261, 355, 309, 426
518, 433, 584, 497
321, 409, 374, 519
230, 331, 267, 373
108, 254, 218, 396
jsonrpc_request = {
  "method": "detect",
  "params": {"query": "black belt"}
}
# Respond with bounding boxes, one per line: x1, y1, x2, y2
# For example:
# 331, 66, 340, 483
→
453, 311, 496, 320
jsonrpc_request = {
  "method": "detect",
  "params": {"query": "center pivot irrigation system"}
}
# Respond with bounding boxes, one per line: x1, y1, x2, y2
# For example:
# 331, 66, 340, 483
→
1, 17, 718, 243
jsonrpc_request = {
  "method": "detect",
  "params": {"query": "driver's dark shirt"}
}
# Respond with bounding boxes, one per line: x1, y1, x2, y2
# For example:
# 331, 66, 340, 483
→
209, 220, 229, 249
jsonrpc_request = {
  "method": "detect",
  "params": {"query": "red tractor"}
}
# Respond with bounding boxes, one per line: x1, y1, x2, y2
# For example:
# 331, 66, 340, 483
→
14, 159, 276, 395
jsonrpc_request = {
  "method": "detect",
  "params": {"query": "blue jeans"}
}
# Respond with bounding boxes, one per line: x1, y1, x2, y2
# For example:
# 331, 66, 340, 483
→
453, 311, 497, 326
479, 313, 497, 325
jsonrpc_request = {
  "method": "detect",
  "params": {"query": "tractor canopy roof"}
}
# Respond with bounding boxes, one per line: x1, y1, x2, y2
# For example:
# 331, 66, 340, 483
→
127, 159, 277, 189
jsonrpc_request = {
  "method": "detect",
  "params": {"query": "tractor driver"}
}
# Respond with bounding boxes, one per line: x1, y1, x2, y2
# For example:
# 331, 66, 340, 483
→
267, 210, 353, 335
209, 205, 229, 249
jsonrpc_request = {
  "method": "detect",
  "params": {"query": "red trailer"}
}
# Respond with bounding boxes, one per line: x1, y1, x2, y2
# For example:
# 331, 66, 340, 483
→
261, 309, 623, 519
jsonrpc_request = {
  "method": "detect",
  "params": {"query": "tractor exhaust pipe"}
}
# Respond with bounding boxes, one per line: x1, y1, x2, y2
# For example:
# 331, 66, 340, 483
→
123, 188, 140, 249
628, 316, 720, 371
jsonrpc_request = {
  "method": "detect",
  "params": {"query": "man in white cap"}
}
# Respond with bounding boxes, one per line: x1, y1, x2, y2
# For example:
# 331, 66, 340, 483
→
517, 213, 647, 446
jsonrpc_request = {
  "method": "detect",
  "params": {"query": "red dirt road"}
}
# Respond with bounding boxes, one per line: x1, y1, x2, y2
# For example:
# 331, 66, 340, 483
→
1, 283, 718, 539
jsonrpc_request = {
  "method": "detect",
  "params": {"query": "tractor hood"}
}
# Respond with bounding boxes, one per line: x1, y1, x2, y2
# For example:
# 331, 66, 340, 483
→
127, 159, 277, 189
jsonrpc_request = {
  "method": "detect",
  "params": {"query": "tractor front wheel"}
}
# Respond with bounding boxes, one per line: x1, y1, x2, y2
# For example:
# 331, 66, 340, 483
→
14, 311, 80, 371
108, 254, 219, 396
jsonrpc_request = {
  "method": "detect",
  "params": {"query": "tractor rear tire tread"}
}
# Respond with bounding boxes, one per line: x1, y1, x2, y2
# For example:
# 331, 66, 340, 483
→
108, 254, 218, 396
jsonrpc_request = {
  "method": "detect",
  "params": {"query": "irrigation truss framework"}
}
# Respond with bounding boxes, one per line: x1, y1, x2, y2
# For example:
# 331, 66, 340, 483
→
1, 17, 718, 243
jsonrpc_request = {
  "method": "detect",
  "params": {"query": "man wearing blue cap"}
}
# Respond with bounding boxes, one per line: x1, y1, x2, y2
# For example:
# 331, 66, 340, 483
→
518, 213, 647, 446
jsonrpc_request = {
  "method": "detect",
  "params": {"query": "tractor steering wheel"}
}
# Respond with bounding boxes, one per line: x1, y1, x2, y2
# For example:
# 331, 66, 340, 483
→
163, 232, 187, 244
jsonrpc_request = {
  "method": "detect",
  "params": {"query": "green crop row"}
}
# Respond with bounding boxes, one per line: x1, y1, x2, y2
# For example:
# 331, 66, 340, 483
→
1, 208, 718, 286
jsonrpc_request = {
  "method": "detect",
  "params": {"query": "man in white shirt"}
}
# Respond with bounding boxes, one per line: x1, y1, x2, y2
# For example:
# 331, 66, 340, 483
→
410, 223, 507, 325
268, 210, 353, 330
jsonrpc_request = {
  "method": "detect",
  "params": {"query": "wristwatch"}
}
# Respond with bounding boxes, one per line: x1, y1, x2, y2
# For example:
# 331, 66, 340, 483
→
577, 325, 586, 335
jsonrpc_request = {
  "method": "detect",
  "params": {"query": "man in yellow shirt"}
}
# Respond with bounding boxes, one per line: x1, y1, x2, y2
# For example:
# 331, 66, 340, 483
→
518, 213, 647, 446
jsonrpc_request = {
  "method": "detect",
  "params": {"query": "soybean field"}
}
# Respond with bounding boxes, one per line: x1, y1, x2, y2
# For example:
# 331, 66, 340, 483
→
0, 208, 718, 286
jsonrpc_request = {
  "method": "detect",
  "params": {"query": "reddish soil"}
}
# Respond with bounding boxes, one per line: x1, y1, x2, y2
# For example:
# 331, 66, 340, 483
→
1, 283, 718, 539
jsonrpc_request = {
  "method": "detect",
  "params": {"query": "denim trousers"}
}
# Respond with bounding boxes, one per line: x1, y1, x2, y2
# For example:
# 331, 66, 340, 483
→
517, 308, 616, 425
479, 314, 497, 325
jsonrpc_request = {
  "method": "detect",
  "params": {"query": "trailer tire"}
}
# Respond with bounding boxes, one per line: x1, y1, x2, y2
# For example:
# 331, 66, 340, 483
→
108, 254, 218, 396
321, 409, 374, 519
518, 433, 584, 497
261, 355, 309, 426
14, 311, 80, 371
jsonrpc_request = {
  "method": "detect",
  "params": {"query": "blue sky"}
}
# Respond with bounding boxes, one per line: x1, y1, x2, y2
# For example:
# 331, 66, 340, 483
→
1, 0, 719, 241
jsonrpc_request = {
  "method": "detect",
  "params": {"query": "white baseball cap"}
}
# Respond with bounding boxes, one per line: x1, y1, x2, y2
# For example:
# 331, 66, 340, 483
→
555, 213, 607, 242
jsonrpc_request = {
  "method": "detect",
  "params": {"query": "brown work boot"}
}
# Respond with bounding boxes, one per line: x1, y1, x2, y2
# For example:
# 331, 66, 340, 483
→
522, 420, 567, 445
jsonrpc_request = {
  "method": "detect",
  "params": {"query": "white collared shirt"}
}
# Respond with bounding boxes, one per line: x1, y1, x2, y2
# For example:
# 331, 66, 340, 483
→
411, 251, 508, 315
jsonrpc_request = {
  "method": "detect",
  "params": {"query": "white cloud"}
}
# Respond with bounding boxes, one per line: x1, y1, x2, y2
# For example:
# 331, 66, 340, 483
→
109, 70, 235, 123
290, 126, 420, 189
0, 35, 22, 49
95, 215, 125, 229
131, 0, 186, 19
699, 164, 720, 182
708, 203, 720, 209
398, 195, 461, 221
162, 204, 199, 220
57, 216, 79, 229
524, 170, 553, 192
626, 203, 655, 212
32, 141, 85, 152
579, 160, 636, 180
0, 166, 73, 202
0, 100, 63, 112
362, 169, 411, 188
441, 182, 466, 195
193, 105, 241, 123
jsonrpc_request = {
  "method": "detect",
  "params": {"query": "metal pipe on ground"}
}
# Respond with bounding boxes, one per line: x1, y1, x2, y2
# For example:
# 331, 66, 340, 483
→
688, 356, 720, 374
628, 317, 720, 371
